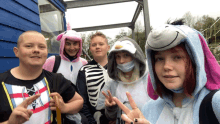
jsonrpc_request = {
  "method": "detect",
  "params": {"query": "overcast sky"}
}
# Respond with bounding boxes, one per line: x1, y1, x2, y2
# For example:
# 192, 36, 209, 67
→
65, 0, 220, 39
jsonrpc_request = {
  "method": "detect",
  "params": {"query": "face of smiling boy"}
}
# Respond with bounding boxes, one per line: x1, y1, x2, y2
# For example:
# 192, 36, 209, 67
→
14, 32, 48, 67
64, 39, 80, 57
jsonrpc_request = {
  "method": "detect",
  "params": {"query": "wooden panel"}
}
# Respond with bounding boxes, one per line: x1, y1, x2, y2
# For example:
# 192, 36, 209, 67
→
32, 0, 38, 4
0, 41, 17, 57
14, 0, 39, 14
0, 24, 23, 43
0, 9, 41, 32
0, 0, 40, 25
0, 58, 19, 73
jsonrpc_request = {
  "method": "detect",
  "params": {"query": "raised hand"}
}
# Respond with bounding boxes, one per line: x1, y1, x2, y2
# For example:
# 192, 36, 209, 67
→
7, 94, 41, 124
102, 90, 116, 107
49, 92, 67, 113
113, 92, 150, 124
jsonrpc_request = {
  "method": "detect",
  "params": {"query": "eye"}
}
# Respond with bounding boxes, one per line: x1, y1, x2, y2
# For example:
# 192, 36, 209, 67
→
65, 42, 71, 46
124, 53, 130, 58
25, 44, 32, 48
155, 57, 164, 62
115, 55, 120, 58
73, 42, 78, 45
39, 45, 46, 49
174, 55, 182, 60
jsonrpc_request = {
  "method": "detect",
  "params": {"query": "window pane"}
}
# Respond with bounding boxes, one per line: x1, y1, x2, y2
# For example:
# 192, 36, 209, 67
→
38, 0, 64, 53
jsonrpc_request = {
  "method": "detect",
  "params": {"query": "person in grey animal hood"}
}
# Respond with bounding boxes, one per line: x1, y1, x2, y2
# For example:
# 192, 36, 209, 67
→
97, 37, 151, 124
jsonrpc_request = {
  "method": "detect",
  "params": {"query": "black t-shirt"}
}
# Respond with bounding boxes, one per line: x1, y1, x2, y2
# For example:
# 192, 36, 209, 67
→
0, 69, 76, 123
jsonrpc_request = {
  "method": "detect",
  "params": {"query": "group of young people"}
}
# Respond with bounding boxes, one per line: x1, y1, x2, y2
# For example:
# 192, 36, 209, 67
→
1, 19, 220, 124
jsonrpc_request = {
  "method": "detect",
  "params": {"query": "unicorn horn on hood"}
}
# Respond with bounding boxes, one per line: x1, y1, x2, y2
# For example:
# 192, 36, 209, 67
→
67, 22, 72, 30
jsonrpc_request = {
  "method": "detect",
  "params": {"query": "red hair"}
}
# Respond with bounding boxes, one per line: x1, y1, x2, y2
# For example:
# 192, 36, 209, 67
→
152, 43, 196, 97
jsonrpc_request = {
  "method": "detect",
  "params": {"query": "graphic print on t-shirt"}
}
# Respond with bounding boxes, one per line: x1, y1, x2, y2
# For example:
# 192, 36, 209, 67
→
2, 78, 51, 124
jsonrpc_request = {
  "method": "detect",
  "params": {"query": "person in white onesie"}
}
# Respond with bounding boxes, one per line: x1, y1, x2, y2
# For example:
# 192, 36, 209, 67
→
97, 37, 151, 124
43, 24, 88, 124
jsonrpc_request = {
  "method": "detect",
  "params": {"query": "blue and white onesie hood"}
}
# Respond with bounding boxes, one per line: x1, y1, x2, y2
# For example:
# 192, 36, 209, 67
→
144, 24, 208, 124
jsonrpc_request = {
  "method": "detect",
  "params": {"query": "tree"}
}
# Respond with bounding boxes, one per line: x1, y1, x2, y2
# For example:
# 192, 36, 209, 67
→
182, 11, 195, 27
115, 29, 129, 40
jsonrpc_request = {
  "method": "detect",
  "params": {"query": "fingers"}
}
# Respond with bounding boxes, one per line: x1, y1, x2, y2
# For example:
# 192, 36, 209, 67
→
49, 92, 62, 99
112, 97, 130, 114
49, 92, 62, 109
54, 95, 60, 108
102, 90, 114, 103
14, 107, 32, 121
126, 92, 138, 110
121, 114, 133, 123
20, 94, 40, 108
102, 91, 109, 99
107, 90, 113, 102
133, 118, 150, 124
105, 98, 116, 107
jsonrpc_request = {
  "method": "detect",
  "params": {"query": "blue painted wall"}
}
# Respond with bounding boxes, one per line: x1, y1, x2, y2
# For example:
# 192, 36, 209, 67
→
0, 0, 66, 73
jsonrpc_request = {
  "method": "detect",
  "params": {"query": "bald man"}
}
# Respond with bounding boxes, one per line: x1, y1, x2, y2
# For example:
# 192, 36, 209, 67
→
0, 31, 83, 124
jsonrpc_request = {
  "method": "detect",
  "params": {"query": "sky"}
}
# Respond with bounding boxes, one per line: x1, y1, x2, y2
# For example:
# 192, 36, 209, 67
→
65, 0, 220, 39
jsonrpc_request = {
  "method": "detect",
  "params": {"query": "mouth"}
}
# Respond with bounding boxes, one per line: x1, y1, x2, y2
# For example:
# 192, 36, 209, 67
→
69, 50, 78, 53
31, 56, 41, 58
163, 75, 178, 78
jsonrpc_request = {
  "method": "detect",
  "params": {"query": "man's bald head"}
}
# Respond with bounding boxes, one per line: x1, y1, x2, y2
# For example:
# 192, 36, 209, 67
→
17, 31, 45, 48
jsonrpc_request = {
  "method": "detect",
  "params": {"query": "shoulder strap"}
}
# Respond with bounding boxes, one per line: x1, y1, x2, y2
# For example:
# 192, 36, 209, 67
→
52, 55, 61, 73
51, 73, 63, 92
199, 90, 219, 124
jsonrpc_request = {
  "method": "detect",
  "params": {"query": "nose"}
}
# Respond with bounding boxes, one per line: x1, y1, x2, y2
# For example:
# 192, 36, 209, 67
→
163, 58, 173, 71
70, 44, 75, 49
96, 44, 100, 49
32, 46, 40, 53
119, 58, 125, 64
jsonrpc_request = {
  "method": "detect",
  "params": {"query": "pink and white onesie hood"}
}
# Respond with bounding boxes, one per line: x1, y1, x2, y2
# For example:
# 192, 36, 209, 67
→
43, 26, 87, 75
57, 29, 83, 62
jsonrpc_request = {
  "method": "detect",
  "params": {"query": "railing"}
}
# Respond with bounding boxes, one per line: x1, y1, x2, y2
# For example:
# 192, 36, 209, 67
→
202, 18, 220, 44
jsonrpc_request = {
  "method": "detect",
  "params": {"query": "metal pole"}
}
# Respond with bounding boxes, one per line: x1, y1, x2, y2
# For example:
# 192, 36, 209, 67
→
82, 48, 92, 61
142, 0, 151, 40
132, 26, 135, 40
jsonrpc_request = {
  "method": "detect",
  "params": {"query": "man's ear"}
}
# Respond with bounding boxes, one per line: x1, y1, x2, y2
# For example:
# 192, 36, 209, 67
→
13, 47, 19, 57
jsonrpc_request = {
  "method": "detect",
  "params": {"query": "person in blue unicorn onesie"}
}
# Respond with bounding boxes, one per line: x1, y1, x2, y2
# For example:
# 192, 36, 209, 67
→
110, 20, 220, 124
97, 37, 151, 124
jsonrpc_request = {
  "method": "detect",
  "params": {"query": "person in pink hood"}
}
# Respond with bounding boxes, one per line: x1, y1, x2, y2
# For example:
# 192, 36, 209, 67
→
43, 24, 87, 86
43, 24, 88, 124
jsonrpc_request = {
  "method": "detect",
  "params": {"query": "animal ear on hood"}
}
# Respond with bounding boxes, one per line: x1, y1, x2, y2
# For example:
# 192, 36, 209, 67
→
56, 33, 64, 41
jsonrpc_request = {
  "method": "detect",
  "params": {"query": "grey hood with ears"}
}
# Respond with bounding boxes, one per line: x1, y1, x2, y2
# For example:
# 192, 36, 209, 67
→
107, 37, 147, 80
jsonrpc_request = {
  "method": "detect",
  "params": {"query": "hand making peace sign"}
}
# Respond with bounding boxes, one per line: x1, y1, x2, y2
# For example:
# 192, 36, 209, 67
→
112, 92, 150, 124
7, 94, 41, 124
102, 90, 116, 107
